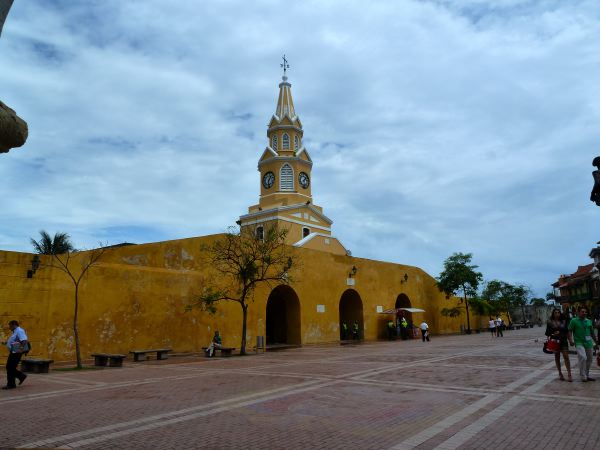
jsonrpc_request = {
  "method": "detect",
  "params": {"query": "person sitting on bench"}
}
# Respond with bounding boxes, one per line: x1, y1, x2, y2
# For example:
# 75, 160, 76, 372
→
206, 330, 223, 357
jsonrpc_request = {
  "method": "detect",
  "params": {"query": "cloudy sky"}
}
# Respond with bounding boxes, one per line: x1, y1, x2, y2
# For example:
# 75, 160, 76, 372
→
1, 0, 599, 297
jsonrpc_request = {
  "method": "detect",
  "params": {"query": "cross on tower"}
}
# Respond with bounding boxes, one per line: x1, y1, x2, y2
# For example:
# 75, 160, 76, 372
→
281, 54, 290, 76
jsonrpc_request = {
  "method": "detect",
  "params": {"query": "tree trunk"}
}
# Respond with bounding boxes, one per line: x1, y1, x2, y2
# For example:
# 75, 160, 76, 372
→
464, 294, 471, 334
74, 284, 82, 369
240, 304, 248, 355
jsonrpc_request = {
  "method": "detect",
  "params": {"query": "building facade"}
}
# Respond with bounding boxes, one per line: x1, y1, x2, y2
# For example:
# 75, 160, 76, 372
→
0, 75, 482, 362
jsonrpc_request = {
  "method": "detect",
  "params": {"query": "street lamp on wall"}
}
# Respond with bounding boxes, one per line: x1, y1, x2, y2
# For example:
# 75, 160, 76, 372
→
348, 266, 358, 278
27, 255, 40, 279
400, 273, 408, 284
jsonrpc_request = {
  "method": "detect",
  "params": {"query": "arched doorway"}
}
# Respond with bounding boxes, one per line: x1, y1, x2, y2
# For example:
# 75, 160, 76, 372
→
339, 289, 364, 340
266, 285, 301, 346
395, 294, 412, 339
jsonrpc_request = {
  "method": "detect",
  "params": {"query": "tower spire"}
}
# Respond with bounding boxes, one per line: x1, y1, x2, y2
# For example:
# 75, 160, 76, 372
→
275, 55, 296, 119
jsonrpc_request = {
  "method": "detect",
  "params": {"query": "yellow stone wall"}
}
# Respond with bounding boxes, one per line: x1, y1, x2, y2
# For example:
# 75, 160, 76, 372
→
0, 236, 484, 363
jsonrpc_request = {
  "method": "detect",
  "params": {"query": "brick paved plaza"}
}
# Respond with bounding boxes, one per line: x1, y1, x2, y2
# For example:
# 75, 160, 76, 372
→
1, 326, 599, 450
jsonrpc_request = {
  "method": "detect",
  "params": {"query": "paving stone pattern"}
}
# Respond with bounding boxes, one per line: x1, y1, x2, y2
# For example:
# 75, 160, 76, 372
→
1, 327, 599, 449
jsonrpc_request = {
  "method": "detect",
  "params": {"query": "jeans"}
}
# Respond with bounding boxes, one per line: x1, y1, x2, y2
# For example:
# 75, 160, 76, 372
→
575, 345, 593, 380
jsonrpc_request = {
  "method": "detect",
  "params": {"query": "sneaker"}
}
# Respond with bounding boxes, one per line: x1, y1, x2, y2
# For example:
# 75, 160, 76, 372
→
18, 374, 27, 385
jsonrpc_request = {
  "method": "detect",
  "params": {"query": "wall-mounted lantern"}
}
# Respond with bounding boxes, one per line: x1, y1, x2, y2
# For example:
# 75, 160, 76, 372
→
348, 266, 358, 278
400, 273, 409, 284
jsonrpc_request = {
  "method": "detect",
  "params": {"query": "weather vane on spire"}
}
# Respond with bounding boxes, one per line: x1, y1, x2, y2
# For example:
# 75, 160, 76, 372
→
281, 54, 290, 77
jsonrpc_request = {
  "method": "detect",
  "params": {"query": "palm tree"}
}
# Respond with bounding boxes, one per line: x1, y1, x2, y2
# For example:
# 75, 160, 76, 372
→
31, 231, 75, 255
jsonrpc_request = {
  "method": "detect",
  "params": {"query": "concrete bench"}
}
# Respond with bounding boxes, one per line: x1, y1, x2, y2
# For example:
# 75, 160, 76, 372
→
129, 348, 172, 362
91, 353, 126, 367
21, 358, 53, 373
202, 347, 235, 357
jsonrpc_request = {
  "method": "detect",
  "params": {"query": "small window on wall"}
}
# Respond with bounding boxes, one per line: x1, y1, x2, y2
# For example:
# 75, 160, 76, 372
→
256, 226, 264, 241
272, 135, 278, 150
280, 164, 293, 191
282, 133, 290, 149
302, 227, 310, 238
294, 135, 299, 150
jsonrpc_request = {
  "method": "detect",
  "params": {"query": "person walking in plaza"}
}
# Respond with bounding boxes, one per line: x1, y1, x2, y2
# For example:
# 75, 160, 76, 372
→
489, 317, 496, 337
2, 320, 29, 390
546, 308, 572, 382
205, 330, 223, 357
495, 316, 504, 337
568, 307, 598, 382
419, 320, 430, 342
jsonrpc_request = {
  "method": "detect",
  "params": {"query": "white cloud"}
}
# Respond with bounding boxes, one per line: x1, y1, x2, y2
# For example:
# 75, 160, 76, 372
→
1, 0, 599, 296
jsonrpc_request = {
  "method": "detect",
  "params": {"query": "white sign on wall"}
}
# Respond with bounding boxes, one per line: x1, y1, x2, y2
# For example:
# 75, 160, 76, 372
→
346, 278, 355, 286
376, 305, 383, 313
317, 304, 325, 313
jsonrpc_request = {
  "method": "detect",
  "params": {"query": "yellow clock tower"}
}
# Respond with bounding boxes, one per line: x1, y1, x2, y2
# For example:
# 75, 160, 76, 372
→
239, 60, 348, 255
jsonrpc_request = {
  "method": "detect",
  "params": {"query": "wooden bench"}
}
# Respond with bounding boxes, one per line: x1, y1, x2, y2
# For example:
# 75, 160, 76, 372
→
202, 347, 235, 357
91, 353, 126, 367
129, 348, 172, 362
21, 358, 53, 373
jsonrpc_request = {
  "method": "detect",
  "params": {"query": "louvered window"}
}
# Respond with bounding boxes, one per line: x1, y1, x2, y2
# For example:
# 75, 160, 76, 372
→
280, 164, 293, 191
294, 135, 299, 150
272, 135, 278, 150
282, 133, 290, 149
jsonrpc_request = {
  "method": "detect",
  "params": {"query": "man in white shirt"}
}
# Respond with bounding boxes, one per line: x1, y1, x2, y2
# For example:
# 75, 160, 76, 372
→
489, 318, 496, 337
495, 316, 504, 337
3, 320, 28, 389
419, 321, 430, 342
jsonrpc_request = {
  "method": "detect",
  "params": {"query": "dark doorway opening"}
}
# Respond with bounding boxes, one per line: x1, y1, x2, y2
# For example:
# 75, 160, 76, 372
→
266, 285, 301, 346
339, 289, 364, 340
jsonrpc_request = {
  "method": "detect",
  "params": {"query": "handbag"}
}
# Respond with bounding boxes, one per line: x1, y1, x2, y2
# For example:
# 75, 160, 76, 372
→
546, 338, 560, 352
543, 339, 555, 354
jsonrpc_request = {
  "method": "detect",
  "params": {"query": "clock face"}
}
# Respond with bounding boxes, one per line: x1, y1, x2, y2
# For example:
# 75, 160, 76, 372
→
262, 171, 275, 189
298, 172, 310, 189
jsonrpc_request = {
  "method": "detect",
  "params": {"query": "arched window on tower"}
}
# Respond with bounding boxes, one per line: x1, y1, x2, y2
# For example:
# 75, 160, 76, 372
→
272, 135, 278, 150
256, 226, 264, 241
280, 164, 293, 191
294, 135, 299, 150
282, 133, 290, 150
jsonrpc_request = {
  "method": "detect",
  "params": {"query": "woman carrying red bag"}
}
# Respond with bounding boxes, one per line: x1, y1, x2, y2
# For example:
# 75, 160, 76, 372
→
546, 308, 572, 382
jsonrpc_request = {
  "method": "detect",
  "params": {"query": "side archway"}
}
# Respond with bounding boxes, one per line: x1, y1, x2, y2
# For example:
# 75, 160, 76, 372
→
339, 289, 364, 340
266, 285, 301, 346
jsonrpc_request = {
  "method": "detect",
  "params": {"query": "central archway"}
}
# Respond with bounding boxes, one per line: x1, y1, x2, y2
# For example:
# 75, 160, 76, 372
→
266, 285, 301, 346
339, 289, 364, 340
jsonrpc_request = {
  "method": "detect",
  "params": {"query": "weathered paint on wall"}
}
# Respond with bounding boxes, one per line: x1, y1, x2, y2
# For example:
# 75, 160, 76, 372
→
1, 235, 482, 362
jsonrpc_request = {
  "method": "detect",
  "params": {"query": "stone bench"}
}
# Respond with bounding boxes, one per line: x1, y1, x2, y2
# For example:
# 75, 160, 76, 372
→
91, 353, 126, 367
21, 358, 53, 373
129, 348, 172, 362
202, 347, 235, 357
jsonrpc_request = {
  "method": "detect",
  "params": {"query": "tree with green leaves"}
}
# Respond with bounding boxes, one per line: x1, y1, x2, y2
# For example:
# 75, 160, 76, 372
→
31, 231, 105, 369
437, 252, 483, 334
187, 225, 297, 355
512, 284, 532, 323
30, 230, 75, 254
481, 280, 515, 322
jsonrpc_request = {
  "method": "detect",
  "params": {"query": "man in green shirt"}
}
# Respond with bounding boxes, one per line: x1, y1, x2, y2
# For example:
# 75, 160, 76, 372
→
568, 307, 598, 382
